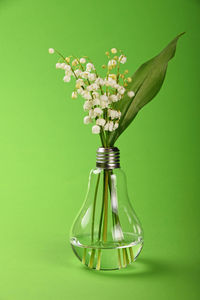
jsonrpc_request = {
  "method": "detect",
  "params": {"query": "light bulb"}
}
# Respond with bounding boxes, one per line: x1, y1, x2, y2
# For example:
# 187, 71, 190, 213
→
70, 147, 144, 270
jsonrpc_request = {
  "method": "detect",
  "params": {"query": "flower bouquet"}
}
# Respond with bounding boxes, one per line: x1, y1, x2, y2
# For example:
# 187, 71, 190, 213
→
49, 33, 184, 270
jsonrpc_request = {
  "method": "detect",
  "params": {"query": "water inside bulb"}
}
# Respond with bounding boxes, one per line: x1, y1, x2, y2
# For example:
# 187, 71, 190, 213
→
71, 235, 143, 270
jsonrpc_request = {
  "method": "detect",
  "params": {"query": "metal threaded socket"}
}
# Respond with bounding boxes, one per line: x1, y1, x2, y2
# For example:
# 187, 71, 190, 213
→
96, 147, 120, 169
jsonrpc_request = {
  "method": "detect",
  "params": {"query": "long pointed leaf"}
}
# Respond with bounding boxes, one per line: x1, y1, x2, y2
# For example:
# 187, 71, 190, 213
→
108, 32, 185, 146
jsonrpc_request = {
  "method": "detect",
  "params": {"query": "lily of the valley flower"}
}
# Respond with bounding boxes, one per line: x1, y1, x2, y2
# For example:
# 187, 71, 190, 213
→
48, 48, 55, 54
108, 59, 117, 68
80, 57, 86, 64
96, 118, 106, 127
127, 91, 135, 98
86, 63, 95, 72
84, 116, 92, 124
119, 54, 127, 64
92, 125, 101, 134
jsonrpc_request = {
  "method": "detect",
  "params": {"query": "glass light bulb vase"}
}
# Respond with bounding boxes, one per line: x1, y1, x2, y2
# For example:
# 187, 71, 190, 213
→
70, 147, 144, 271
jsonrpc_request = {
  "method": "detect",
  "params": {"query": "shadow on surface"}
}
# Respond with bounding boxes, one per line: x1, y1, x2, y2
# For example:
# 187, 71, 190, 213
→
79, 257, 173, 278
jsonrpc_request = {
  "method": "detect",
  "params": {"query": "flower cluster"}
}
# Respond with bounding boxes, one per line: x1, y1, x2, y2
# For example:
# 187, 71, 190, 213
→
49, 47, 135, 134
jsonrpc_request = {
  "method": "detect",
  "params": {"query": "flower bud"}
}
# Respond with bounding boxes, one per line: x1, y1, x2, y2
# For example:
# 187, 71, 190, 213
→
72, 59, 78, 66
65, 57, 70, 63
111, 48, 117, 54
72, 91, 78, 99
48, 48, 54, 54
80, 58, 86, 64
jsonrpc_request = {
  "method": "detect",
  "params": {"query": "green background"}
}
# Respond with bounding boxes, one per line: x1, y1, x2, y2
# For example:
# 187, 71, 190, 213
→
0, 0, 199, 299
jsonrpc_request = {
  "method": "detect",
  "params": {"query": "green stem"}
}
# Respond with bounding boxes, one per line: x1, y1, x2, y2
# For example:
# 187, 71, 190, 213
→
108, 171, 122, 229
96, 249, 101, 270
100, 129, 106, 147
82, 248, 86, 264
91, 173, 100, 242
98, 187, 104, 241
88, 249, 95, 269
102, 170, 109, 242
108, 172, 116, 228
98, 169, 108, 242
129, 247, 134, 262
108, 170, 131, 268
122, 248, 127, 268
108, 171, 122, 268
118, 249, 122, 269
125, 248, 130, 264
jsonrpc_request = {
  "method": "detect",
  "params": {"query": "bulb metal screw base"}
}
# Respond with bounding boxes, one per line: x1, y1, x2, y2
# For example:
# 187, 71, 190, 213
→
96, 147, 120, 170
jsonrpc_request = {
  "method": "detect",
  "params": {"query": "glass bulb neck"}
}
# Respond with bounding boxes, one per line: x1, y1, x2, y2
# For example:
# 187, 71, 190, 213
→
96, 147, 120, 170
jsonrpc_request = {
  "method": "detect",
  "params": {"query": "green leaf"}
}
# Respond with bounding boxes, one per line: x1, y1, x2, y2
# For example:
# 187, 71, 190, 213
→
108, 32, 185, 146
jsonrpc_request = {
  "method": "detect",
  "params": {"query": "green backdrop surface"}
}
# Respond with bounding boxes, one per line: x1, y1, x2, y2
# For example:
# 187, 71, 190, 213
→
0, 0, 199, 299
